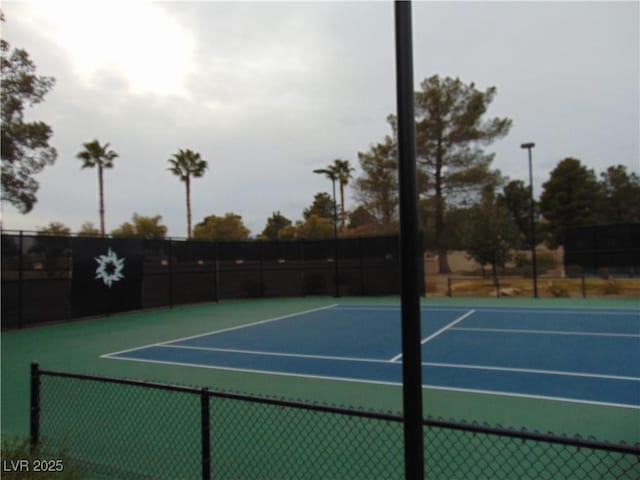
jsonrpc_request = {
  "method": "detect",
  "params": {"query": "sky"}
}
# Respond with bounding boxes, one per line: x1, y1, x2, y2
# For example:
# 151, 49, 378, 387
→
1, 0, 638, 238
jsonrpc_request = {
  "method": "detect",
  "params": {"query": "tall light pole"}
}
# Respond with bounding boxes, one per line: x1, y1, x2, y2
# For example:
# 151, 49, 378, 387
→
313, 168, 339, 297
521, 142, 538, 298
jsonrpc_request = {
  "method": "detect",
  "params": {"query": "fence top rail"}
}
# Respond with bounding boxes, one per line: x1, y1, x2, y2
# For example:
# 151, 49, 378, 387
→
423, 418, 640, 455
32, 363, 640, 456
33, 363, 403, 422
35, 366, 203, 395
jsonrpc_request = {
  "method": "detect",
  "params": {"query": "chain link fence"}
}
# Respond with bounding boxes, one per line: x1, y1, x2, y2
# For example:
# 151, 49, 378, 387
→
28, 364, 639, 480
2, 232, 402, 330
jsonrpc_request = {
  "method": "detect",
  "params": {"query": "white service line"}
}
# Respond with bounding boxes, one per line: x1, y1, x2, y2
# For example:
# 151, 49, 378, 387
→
158, 344, 393, 364
451, 327, 640, 338
423, 361, 640, 382
390, 309, 475, 362
101, 303, 338, 358
159, 344, 640, 381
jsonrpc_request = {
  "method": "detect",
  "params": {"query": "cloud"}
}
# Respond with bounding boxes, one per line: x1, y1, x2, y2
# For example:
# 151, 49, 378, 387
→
20, 0, 196, 97
1, 1, 637, 237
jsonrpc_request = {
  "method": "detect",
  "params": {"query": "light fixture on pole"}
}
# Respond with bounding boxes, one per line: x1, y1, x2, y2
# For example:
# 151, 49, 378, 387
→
313, 168, 340, 297
520, 142, 538, 298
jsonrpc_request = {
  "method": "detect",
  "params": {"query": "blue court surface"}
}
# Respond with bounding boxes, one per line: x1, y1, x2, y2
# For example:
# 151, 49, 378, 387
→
103, 304, 640, 408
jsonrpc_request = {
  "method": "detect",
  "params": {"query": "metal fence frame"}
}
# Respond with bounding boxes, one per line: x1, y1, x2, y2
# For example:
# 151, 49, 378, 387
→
29, 363, 640, 479
2, 231, 404, 330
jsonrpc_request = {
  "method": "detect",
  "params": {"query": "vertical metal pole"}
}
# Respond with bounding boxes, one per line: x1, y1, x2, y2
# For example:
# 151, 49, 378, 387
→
332, 176, 340, 297
18, 231, 24, 329
300, 239, 306, 296
201, 388, 211, 480
359, 236, 365, 295
526, 146, 538, 298
168, 239, 174, 308
30, 362, 40, 450
394, 2, 424, 479
592, 226, 599, 275
258, 241, 265, 298
214, 241, 219, 302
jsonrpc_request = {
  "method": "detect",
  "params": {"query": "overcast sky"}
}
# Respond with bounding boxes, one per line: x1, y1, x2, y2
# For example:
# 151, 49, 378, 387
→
1, 1, 638, 238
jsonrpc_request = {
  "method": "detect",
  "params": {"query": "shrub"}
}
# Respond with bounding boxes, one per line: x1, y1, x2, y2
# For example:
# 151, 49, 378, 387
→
425, 277, 438, 293
545, 280, 570, 298
601, 278, 621, 295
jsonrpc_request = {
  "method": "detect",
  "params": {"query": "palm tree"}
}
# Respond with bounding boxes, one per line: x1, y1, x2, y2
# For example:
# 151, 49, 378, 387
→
76, 140, 118, 236
167, 149, 208, 239
328, 159, 354, 232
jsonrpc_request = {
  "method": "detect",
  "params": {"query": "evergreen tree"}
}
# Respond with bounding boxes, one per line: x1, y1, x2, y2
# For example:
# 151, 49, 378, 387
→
353, 135, 398, 231
539, 157, 603, 247
1, 13, 57, 213
260, 211, 292, 240
303, 192, 335, 221
414, 76, 511, 272
598, 165, 640, 223
497, 179, 539, 248
465, 188, 520, 277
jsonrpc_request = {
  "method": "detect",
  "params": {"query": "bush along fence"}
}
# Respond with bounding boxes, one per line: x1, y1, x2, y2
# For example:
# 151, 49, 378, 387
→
1, 232, 403, 330
29, 364, 640, 480
444, 275, 640, 299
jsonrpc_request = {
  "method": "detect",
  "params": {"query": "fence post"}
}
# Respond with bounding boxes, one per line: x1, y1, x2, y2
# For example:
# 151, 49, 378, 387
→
201, 388, 211, 480
213, 242, 219, 302
581, 276, 587, 299
168, 239, 174, 308
334, 236, 340, 298
18, 230, 24, 329
258, 241, 265, 298
359, 236, 365, 296
30, 362, 40, 451
300, 239, 306, 297
447, 278, 452, 298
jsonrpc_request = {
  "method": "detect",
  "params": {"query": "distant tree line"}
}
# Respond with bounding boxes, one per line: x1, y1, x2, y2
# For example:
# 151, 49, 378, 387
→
4, 12, 638, 275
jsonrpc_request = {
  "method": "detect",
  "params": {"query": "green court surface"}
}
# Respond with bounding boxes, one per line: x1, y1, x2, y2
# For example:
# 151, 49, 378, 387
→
2, 296, 638, 446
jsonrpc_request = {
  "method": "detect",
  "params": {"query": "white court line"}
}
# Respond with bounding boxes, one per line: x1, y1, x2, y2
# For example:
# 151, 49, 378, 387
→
154, 344, 640, 382
158, 344, 392, 364
451, 327, 640, 338
100, 304, 338, 358
102, 355, 640, 410
423, 361, 640, 382
335, 305, 640, 316
419, 385, 640, 410
390, 309, 476, 362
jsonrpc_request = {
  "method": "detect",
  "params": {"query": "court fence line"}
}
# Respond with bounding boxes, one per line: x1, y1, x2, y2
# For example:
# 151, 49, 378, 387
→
445, 275, 640, 299
1, 232, 405, 330
28, 363, 640, 480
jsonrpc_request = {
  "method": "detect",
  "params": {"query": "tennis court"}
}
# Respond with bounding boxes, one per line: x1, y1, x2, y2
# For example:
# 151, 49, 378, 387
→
3, 298, 639, 478
103, 304, 640, 408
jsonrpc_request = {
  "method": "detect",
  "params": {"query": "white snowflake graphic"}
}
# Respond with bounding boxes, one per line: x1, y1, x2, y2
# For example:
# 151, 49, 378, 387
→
94, 248, 125, 288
